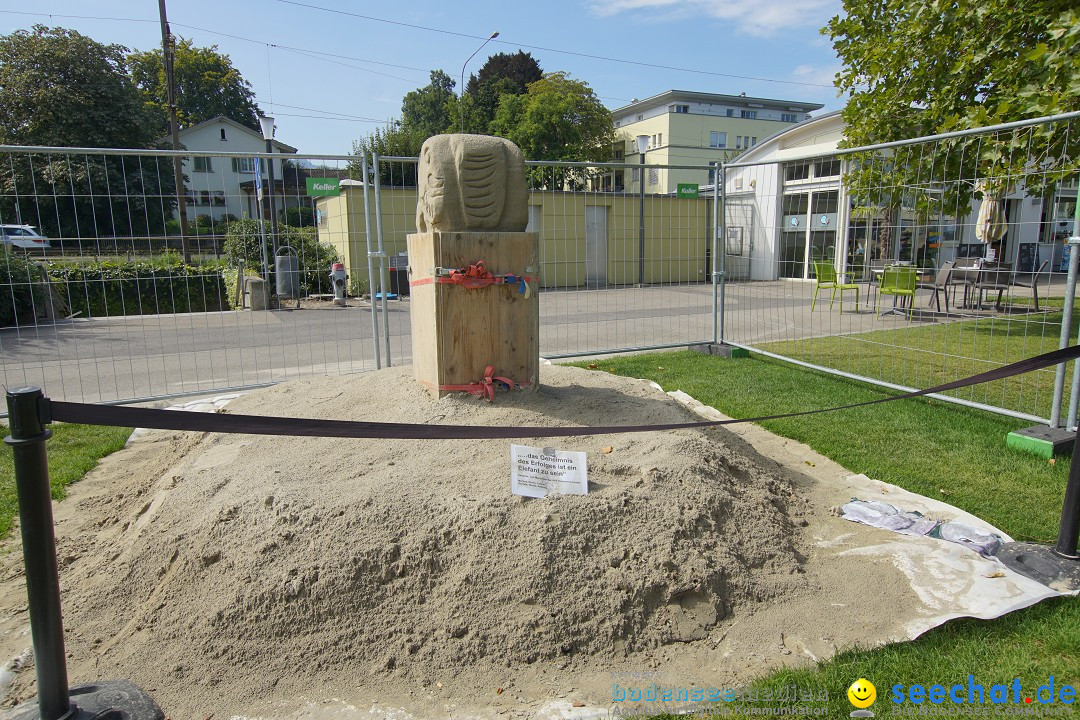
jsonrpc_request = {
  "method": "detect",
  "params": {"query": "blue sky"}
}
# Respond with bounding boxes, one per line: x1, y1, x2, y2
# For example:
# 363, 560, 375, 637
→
0, 0, 846, 156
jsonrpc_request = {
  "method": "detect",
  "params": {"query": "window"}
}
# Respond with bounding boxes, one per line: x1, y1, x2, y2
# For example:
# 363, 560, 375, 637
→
614, 149, 623, 160
220, 128, 227, 141
615, 120, 621, 128
231, 157, 255, 173
671, 104, 689, 114
632, 168, 641, 183
709, 131, 726, 148
636, 114, 643, 121
212, 191, 226, 206
813, 157, 841, 178
751, 137, 757, 146
781, 113, 799, 123
651, 134, 656, 148
648, 167, 659, 186
740, 110, 757, 119
735, 136, 743, 150
784, 161, 811, 182
193, 156, 213, 173
707, 167, 715, 183
726, 109, 734, 117
199, 191, 211, 206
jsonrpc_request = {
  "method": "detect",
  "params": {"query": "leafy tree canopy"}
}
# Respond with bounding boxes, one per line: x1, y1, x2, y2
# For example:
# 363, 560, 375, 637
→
348, 121, 426, 186
129, 38, 261, 136
465, 51, 542, 97
400, 70, 456, 138
461, 51, 543, 134
490, 72, 613, 163
828, 0, 1080, 142
826, 1, 1080, 214
0, 25, 157, 147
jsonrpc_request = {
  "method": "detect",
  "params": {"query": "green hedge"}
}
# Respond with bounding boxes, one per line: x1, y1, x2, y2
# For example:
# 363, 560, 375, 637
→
46, 255, 229, 318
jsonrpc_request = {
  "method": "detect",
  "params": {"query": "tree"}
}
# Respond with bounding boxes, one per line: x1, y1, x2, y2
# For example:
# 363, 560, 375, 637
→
826, 1, 1080, 220
347, 121, 426, 187
0, 25, 174, 239
129, 38, 261, 135
400, 70, 456, 139
490, 72, 613, 186
0, 25, 157, 148
463, 51, 543, 133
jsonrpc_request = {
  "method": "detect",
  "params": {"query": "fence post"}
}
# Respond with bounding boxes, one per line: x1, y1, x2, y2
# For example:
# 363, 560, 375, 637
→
718, 163, 727, 346
4, 387, 69, 720
1057, 430, 1080, 559
371, 152, 392, 368
1050, 207, 1080, 427
1065, 199, 1080, 429
711, 162, 720, 344
361, 154, 382, 370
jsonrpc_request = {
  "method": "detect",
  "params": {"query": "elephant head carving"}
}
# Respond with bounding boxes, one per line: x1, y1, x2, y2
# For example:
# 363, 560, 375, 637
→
416, 134, 528, 233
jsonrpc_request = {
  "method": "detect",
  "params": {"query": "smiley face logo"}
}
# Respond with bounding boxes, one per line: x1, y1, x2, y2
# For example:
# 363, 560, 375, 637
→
848, 678, 877, 709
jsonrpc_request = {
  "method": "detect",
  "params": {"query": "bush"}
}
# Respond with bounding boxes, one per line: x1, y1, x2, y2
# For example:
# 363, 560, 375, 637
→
1, 250, 57, 326
283, 206, 315, 228
45, 256, 229, 318
223, 219, 339, 297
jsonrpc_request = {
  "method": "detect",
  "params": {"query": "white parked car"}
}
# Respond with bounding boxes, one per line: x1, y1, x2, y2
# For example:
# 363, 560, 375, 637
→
0, 224, 50, 250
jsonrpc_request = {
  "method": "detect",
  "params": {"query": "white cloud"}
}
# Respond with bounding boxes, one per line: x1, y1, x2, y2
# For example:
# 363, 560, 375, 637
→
589, 0, 840, 37
792, 63, 842, 89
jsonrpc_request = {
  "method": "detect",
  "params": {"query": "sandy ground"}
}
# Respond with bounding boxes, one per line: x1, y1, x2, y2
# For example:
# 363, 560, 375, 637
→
0, 365, 922, 719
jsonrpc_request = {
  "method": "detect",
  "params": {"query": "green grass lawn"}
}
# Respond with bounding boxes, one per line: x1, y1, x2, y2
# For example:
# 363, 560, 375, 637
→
572, 350, 1079, 717
0, 422, 131, 539
759, 307, 1077, 421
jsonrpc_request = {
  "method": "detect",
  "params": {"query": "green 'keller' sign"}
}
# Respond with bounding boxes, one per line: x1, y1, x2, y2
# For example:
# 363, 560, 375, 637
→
676, 183, 699, 199
306, 178, 340, 196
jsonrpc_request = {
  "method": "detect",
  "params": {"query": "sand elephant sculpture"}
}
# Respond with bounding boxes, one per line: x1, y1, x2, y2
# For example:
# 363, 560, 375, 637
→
415, 134, 529, 233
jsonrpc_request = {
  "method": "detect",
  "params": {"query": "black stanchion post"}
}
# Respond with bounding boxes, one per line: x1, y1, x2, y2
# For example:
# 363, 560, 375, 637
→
1054, 429, 1080, 559
4, 387, 69, 720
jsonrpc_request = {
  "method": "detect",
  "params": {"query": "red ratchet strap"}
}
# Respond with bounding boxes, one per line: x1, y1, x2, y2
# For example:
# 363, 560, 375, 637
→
409, 260, 536, 292
439, 365, 528, 402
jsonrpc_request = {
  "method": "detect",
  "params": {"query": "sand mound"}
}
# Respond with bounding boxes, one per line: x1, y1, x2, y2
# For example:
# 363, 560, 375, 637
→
20, 366, 814, 717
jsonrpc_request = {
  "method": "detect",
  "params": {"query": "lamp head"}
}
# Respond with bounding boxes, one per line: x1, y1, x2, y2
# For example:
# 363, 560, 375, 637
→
259, 116, 275, 141
636, 135, 650, 154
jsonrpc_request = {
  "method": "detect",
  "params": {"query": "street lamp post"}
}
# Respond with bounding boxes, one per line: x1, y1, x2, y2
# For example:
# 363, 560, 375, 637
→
460, 31, 499, 133
259, 116, 279, 259
637, 134, 649, 286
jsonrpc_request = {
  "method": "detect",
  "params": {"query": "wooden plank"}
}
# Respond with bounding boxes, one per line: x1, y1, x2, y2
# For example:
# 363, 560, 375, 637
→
407, 231, 539, 397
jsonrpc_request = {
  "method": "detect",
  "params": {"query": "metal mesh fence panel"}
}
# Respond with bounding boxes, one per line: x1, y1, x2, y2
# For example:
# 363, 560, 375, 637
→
0, 146, 382, 408
720, 113, 1080, 423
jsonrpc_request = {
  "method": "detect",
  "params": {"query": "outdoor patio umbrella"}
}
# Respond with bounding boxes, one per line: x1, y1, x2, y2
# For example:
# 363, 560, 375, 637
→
974, 186, 1007, 246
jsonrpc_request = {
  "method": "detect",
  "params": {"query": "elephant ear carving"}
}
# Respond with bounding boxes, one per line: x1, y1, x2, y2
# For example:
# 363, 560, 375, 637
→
458, 147, 506, 229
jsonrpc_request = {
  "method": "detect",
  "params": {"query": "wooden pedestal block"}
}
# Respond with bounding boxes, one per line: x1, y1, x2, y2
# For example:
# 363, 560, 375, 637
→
407, 231, 539, 397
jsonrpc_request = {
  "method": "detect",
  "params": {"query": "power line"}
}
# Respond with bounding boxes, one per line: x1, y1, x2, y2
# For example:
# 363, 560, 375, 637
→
273, 112, 382, 123
0, 9, 430, 78
271, 0, 837, 90
273, 45, 423, 85
271, 102, 386, 123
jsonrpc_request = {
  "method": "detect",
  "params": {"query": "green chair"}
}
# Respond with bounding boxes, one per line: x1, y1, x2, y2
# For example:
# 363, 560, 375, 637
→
876, 265, 918, 315
811, 260, 860, 311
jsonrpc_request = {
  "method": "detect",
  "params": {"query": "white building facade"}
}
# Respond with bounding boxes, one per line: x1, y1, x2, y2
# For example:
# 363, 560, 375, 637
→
174, 116, 298, 224
723, 112, 1077, 282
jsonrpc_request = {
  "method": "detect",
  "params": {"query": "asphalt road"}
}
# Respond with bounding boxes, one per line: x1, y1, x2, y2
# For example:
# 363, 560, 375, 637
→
2, 284, 727, 404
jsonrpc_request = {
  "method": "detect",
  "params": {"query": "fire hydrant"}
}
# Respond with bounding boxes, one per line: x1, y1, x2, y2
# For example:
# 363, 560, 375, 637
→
330, 262, 348, 306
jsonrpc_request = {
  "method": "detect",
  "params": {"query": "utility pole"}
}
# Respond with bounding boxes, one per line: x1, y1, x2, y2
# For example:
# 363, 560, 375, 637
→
158, 0, 191, 263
